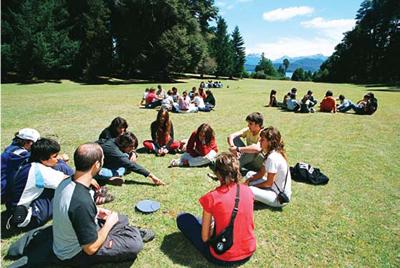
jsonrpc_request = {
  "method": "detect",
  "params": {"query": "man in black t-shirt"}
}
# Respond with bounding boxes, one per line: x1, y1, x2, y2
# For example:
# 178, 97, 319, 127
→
53, 143, 154, 265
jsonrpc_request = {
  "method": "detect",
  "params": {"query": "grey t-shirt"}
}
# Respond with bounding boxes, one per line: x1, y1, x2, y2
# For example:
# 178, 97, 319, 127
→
53, 178, 98, 260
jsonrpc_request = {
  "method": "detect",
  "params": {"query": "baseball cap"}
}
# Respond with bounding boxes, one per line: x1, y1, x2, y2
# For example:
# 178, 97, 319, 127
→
16, 128, 40, 142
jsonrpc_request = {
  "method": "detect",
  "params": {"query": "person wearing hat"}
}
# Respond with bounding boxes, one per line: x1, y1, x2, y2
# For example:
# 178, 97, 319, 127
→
5, 138, 72, 230
53, 143, 153, 265
1, 129, 74, 205
1, 128, 40, 203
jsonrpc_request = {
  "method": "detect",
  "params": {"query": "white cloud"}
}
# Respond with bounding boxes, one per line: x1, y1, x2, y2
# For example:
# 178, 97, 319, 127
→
301, 17, 356, 40
246, 37, 335, 60
263, 6, 314, 22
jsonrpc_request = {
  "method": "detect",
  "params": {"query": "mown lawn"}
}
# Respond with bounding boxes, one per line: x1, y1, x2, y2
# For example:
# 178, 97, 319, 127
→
1, 78, 399, 267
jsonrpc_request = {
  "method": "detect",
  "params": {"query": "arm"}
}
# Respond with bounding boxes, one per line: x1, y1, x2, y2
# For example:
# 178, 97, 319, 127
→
82, 212, 119, 255
227, 128, 247, 147
186, 132, 197, 156
236, 142, 262, 154
245, 165, 266, 183
252, 172, 276, 188
201, 210, 213, 242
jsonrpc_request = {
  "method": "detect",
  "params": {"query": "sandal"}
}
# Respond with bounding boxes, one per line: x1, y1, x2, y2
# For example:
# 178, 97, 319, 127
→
95, 186, 108, 196
95, 193, 115, 205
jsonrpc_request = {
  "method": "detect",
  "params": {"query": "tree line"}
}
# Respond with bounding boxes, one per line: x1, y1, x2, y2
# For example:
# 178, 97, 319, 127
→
314, 0, 400, 83
2, 0, 246, 81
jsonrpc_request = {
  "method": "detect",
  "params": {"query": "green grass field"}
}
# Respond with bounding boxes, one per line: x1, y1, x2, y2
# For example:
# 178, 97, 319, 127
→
1, 78, 399, 267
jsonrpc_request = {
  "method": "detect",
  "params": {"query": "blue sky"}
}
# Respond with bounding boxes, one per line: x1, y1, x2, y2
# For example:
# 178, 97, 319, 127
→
215, 0, 362, 59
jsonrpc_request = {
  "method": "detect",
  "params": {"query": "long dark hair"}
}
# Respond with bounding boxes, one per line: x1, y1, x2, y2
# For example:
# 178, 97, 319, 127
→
109, 117, 128, 137
260, 126, 287, 161
156, 108, 171, 139
196, 123, 215, 145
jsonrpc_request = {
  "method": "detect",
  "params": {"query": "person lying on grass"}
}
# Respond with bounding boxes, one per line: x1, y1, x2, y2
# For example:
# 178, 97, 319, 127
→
177, 152, 256, 266
53, 142, 154, 266
244, 126, 292, 208
169, 123, 217, 167
143, 108, 186, 156
227, 112, 264, 174
97, 132, 164, 186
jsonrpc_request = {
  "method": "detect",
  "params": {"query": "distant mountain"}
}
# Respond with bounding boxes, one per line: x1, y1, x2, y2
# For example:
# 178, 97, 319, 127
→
245, 54, 328, 73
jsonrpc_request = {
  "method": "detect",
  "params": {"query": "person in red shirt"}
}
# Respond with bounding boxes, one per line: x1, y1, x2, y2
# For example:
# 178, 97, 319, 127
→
320, 90, 337, 113
177, 152, 256, 265
169, 123, 217, 167
143, 108, 184, 156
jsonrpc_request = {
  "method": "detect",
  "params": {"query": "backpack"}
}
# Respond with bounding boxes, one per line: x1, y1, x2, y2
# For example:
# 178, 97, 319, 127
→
365, 97, 378, 115
290, 162, 329, 185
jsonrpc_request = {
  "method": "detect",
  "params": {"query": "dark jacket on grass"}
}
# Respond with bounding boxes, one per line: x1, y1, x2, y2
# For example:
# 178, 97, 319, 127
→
99, 138, 150, 177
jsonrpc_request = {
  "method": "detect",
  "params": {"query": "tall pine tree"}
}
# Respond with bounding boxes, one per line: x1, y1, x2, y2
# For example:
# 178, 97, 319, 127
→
231, 26, 246, 78
212, 16, 234, 77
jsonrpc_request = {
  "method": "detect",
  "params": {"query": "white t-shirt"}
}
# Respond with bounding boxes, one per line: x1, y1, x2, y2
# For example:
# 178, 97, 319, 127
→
17, 162, 66, 207
193, 96, 205, 108
264, 151, 292, 198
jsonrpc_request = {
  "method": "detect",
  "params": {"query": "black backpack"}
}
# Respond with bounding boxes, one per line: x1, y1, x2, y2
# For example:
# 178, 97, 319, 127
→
290, 162, 329, 185
365, 97, 378, 115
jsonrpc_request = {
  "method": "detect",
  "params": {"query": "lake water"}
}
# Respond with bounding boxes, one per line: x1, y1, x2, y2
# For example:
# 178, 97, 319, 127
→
285, 72, 293, 78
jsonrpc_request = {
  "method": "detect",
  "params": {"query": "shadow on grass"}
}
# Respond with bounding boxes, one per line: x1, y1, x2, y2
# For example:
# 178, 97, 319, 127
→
361, 83, 400, 92
124, 180, 155, 186
160, 232, 212, 268
254, 202, 283, 212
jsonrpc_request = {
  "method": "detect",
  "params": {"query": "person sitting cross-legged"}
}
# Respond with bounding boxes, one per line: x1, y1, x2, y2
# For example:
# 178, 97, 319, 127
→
143, 108, 185, 156
169, 123, 218, 168
177, 152, 256, 265
227, 112, 264, 174
97, 132, 164, 186
320, 90, 337, 113
53, 143, 154, 266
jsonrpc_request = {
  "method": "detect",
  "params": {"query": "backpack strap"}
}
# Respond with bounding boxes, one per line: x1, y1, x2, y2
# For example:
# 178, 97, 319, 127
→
273, 165, 289, 193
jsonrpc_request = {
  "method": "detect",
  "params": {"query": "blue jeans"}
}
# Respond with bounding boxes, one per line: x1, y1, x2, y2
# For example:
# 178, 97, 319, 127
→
95, 167, 126, 181
176, 213, 251, 266
339, 103, 364, 113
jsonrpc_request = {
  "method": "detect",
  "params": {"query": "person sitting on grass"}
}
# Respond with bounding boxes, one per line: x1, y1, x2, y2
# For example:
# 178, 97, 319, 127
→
227, 112, 264, 173
143, 108, 185, 156
171, 87, 179, 103
174, 91, 198, 113
320, 90, 337, 113
286, 93, 300, 112
189, 87, 197, 100
140, 88, 150, 106
145, 88, 163, 109
5, 138, 73, 231
298, 95, 314, 113
267, 90, 278, 107
169, 123, 218, 167
177, 152, 256, 266
161, 90, 174, 111
339, 92, 378, 115
337, 94, 353, 112
307, 90, 318, 107
2, 129, 74, 205
97, 132, 164, 186
99, 117, 128, 142
245, 127, 292, 208
53, 142, 154, 266
204, 89, 216, 109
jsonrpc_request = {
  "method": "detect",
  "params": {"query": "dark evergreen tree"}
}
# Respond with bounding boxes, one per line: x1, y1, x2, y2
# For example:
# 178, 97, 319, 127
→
231, 26, 246, 78
212, 16, 234, 77
291, 68, 305, 81
316, 0, 400, 83
2, 0, 79, 79
67, 0, 112, 79
283, 58, 290, 73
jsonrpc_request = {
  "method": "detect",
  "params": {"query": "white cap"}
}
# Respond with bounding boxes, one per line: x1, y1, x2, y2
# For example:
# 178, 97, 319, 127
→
16, 128, 40, 142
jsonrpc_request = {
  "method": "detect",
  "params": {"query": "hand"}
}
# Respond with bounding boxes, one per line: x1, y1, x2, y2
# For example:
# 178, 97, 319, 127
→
229, 146, 240, 157
91, 179, 100, 190
243, 179, 250, 185
149, 174, 165, 186
105, 212, 119, 227
97, 208, 112, 220
58, 153, 70, 162
129, 152, 137, 162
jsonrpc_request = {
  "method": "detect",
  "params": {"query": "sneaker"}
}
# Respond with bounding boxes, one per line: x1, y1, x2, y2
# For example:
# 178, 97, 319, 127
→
139, 228, 155, 242
168, 159, 180, 168
106, 176, 124, 186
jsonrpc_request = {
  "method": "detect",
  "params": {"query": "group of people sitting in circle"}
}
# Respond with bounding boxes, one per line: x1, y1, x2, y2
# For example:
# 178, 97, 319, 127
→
200, 80, 224, 89
267, 88, 378, 115
140, 83, 216, 113
1, 109, 291, 266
